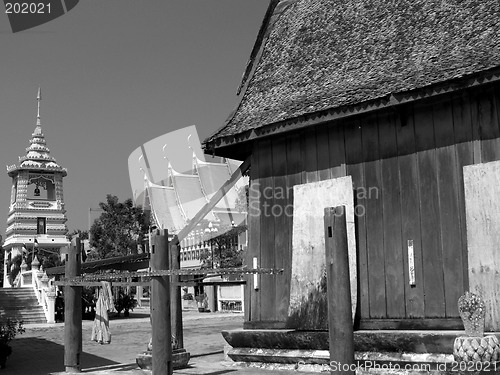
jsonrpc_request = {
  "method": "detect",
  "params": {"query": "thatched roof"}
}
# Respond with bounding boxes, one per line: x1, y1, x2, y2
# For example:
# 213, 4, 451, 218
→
204, 0, 500, 151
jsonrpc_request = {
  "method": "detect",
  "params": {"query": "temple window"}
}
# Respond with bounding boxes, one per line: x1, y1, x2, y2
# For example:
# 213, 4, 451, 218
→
37, 217, 46, 234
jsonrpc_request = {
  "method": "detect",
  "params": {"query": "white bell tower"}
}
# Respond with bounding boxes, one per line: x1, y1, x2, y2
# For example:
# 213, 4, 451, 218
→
3, 88, 70, 287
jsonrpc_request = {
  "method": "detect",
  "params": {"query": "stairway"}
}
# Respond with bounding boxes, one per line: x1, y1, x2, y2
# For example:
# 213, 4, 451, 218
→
0, 287, 47, 324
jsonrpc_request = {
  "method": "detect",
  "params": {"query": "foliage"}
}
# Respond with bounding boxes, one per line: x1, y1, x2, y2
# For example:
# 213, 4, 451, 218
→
458, 292, 485, 320
38, 252, 64, 270
199, 225, 246, 269
82, 287, 97, 319
0, 320, 24, 366
53, 287, 98, 321
235, 184, 249, 212
66, 229, 89, 241
7, 255, 22, 286
114, 288, 137, 316
0, 319, 24, 344
89, 195, 150, 259
182, 293, 194, 301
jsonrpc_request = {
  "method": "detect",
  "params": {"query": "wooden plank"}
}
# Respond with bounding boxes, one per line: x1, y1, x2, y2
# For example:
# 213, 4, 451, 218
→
345, 120, 369, 320
316, 125, 331, 181
247, 144, 261, 322
305, 128, 319, 183
289, 177, 356, 329
329, 123, 347, 178
243, 320, 287, 330
452, 92, 474, 292
464, 161, 500, 331
361, 116, 386, 319
284, 133, 303, 326
396, 104, 425, 318
378, 112, 405, 318
414, 101, 446, 318
272, 136, 289, 322
359, 318, 463, 330
433, 97, 464, 318
258, 138, 275, 321
477, 87, 500, 163
324, 207, 354, 374
470, 92, 483, 164
495, 86, 500, 156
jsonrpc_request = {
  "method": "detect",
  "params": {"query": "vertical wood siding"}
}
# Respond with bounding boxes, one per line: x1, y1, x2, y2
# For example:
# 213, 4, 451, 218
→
249, 86, 500, 324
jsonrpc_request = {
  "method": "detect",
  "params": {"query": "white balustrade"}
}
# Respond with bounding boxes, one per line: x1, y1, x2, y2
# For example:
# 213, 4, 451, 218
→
18, 259, 56, 323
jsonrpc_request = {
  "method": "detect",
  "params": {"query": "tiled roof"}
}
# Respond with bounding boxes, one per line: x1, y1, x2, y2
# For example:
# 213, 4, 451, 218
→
205, 0, 500, 145
8, 125, 67, 176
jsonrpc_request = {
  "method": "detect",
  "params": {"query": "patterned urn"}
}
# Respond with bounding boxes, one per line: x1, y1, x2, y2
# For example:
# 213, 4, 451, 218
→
453, 292, 500, 363
454, 335, 500, 363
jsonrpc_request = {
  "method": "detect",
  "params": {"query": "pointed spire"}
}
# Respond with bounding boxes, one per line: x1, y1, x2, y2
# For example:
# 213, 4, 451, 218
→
36, 86, 41, 126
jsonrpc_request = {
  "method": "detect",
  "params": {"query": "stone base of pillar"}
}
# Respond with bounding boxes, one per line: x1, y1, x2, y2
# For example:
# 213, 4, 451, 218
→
136, 348, 190, 370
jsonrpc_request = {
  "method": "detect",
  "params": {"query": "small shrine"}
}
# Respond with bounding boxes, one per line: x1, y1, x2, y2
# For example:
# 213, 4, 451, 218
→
3, 88, 70, 287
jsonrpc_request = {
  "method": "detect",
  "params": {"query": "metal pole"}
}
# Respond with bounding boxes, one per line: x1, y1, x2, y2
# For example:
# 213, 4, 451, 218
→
324, 206, 354, 375
150, 229, 173, 375
64, 237, 82, 373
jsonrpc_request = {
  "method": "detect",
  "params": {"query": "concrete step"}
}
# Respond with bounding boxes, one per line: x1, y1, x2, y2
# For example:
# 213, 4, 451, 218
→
0, 287, 47, 324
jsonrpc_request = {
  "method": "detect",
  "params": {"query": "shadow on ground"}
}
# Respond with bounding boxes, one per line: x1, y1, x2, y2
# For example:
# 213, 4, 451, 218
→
9, 337, 118, 374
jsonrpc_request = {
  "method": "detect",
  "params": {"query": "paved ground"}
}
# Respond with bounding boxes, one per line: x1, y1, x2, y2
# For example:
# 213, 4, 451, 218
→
5, 308, 315, 375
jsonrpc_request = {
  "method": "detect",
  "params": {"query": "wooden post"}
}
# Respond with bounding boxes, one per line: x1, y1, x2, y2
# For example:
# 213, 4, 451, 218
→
169, 238, 183, 349
324, 206, 354, 375
150, 229, 173, 375
64, 237, 82, 373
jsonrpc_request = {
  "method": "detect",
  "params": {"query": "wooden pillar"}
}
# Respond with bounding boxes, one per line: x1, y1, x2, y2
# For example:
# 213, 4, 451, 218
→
150, 229, 173, 375
64, 237, 82, 373
136, 283, 144, 307
324, 207, 354, 375
170, 238, 183, 349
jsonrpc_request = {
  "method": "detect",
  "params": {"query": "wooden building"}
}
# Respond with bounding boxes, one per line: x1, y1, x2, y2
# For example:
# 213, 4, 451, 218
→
203, 0, 500, 360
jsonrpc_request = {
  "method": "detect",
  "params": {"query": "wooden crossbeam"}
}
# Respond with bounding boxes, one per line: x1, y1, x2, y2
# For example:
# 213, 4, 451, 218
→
55, 280, 247, 287
54, 280, 152, 287
57, 267, 282, 283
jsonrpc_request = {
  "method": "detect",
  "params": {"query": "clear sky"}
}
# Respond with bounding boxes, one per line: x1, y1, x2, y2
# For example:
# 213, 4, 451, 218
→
0, 0, 269, 235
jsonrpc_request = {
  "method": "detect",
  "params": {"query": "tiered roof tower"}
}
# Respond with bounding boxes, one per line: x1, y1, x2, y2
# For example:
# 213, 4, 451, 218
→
3, 88, 70, 286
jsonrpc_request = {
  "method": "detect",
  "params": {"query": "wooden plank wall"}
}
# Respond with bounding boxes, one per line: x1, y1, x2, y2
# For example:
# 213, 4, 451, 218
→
248, 84, 500, 326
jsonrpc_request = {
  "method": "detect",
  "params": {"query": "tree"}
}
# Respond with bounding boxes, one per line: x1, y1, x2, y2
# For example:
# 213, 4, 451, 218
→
234, 185, 249, 213
89, 194, 150, 259
199, 225, 247, 269
66, 229, 89, 241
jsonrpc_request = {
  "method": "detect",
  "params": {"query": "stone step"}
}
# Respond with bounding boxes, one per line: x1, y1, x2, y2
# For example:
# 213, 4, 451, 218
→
0, 288, 47, 324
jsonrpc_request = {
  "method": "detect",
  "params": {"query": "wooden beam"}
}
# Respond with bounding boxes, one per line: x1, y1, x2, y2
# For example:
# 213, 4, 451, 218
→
55, 281, 152, 287
64, 237, 82, 373
55, 280, 247, 287
170, 241, 183, 349
324, 207, 354, 375
174, 156, 251, 243
150, 229, 173, 375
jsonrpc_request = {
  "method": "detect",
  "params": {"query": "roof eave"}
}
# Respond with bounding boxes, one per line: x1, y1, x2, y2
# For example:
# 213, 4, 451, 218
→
204, 67, 500, 156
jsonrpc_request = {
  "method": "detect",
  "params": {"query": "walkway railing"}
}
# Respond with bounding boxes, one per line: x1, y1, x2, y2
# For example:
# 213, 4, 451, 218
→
18, 257, 56, 324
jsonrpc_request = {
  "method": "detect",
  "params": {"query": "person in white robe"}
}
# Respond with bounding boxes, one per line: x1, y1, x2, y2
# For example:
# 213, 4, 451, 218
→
91, 281, 115, 344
